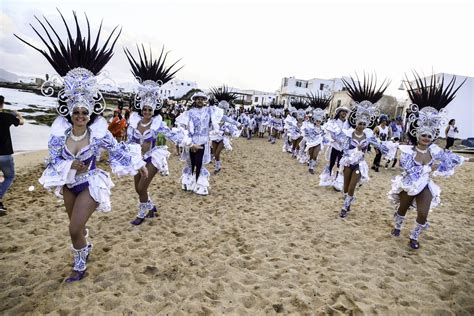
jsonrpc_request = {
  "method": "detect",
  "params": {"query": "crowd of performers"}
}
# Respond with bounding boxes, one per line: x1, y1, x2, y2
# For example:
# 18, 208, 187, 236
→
14, 11, 473, 282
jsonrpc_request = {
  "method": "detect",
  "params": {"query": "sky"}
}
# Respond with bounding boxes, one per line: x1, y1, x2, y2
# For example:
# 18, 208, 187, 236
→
1, 0, 473, 96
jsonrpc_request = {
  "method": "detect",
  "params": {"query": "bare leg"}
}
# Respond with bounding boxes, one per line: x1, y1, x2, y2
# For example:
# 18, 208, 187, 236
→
343, 166, 352, 194
347, 168, 360, 197
408, 186, 433, 249
391, 190, 416, 236
137, 163, 159, 203
67, 188, 97, 281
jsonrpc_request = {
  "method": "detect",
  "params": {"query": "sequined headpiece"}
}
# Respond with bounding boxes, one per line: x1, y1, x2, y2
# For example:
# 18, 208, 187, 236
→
342, 73, 389, 128
404, 72, 465, 141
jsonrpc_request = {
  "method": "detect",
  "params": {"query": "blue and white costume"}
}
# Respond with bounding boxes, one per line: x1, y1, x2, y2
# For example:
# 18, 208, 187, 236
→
175, 102, 224, 195
39, 116, 145, 212
388, 144, 465, 210
319, 116, 350, 189
127, 112, 184, 176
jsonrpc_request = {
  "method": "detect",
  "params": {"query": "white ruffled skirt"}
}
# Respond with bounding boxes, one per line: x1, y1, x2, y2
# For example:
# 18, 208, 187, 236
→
143, 145, 171, 175
388, 175, 441, 210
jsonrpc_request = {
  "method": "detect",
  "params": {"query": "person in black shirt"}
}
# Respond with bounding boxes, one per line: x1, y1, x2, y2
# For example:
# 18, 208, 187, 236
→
0, 95, 24, 215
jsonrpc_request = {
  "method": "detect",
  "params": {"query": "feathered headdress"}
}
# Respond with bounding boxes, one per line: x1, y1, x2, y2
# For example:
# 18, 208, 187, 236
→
404, 72, 465, 142
342, 73, 390, 128
124, 44, 182, 112
14, 10, 121, 117
209, 85, 238, 111
306, 91, 332, 121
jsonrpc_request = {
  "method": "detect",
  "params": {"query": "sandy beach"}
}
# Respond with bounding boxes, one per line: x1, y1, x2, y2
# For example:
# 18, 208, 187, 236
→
0, 138, 473, 315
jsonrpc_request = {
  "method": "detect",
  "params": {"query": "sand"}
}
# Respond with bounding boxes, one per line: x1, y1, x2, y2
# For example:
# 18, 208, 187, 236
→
0, 138, 473, 315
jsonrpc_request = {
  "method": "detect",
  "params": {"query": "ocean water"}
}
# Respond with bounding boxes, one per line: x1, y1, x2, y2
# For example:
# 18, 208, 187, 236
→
1, 87, 55, 152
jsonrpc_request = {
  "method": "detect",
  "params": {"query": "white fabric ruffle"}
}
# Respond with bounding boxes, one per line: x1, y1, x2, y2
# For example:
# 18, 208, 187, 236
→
388, 176, 441, 210
144, 145, 171, 174
111, 143, 146, 176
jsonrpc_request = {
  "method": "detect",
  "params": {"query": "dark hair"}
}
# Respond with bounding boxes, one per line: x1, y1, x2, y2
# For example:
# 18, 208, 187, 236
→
0, 95, 4, 103
334, 109, 348, 120
448, 119, 455, 125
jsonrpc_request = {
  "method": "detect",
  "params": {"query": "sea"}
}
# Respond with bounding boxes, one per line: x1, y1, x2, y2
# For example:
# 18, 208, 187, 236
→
1, 87, 55, 152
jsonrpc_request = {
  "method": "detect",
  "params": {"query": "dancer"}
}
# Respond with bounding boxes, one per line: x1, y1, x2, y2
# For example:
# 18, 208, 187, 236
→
371, 114, 392, 172
16, 11, 148, 282
388, 73, 471, 249
208, 86, 241, 173
284, 103, 305, 159
319, 105, 350, 191
337, 74, 390, 218
124, 44, 186, 225
175, 92, 224, 195
303, 92, 332, 174
269, 103, 284, 144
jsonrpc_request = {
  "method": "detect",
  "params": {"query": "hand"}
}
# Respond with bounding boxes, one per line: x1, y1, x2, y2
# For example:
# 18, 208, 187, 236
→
431, 162, 440, 172
71, 160, 86, 172
139, 166, 148, 179
190, 144, 203, 152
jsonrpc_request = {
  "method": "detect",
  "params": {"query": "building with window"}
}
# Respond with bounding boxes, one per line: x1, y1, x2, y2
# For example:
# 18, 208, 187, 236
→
276, 76, 348, 107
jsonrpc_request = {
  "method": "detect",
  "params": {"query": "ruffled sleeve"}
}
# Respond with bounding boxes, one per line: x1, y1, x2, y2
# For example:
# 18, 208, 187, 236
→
39, 135, 76, 190
97, 132, 145, 176
431, 144, 465, 177
91, 117, 145, 176
210, 106, 224, 131
38, 117, 76, 190
222, 114, 240, 126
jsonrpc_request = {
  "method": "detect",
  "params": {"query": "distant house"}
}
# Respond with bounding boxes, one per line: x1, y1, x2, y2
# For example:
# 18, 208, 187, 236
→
276, 76, 349, 108
160, 79, 198, 99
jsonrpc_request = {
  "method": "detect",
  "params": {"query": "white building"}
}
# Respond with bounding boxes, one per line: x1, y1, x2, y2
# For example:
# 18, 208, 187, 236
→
276, 76, 349, 107
401, 73, 473, 140
242, 90, 277, 106
159, 78, 198, 99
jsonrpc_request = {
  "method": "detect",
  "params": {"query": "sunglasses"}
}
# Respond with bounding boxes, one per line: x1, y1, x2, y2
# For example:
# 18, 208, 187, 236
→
72, 110, 89, 116
357, 122, 367, 126
420, 134, 433, 139
142, 108, 153, 112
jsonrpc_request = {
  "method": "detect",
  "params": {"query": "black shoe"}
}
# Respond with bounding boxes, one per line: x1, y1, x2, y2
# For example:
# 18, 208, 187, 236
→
0, 209, 6, 217
409, 239, 420, 249
0, 202, 6, 211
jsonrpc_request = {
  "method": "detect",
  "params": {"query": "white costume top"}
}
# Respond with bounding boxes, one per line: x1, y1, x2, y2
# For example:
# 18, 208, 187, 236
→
39, 116, 146, 211
388, 144, 465, 210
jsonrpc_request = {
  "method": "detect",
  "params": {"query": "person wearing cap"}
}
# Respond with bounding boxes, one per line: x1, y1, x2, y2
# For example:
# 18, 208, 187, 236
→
175, 92, 224, 195
319, 106, 350, 191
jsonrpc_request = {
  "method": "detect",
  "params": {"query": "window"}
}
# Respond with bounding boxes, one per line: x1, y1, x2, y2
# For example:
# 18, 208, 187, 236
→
296, 81, 302, 87
305, 82, 308, 88
320, 83, 324, 90
283, 78, 288, 87
187, 83, 190, 86
254, 97, 259, 102
181, 83, 184, 86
